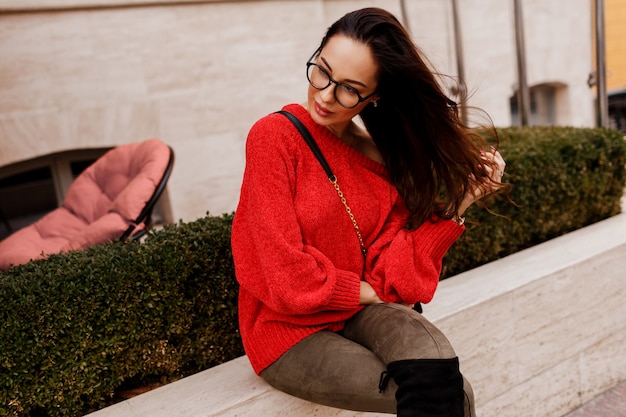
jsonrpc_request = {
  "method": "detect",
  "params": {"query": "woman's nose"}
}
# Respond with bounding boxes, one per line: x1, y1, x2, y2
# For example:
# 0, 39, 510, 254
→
319, 83, 337, 104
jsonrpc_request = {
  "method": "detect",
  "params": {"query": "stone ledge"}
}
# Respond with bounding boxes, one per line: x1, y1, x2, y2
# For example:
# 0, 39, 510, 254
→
86, 212, 626, 417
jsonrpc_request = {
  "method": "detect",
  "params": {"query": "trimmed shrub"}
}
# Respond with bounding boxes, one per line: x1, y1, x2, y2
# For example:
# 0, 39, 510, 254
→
0, 126, 624, 416
442, 126, 626, 277
0, 213, 242, 417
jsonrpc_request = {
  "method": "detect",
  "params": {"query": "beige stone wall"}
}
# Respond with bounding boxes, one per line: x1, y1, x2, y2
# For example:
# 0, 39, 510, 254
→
0, 0, 597, 222
0, 0, 214, 9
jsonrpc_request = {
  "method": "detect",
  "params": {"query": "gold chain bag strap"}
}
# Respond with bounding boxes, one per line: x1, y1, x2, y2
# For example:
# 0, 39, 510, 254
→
275, 110, 366, 258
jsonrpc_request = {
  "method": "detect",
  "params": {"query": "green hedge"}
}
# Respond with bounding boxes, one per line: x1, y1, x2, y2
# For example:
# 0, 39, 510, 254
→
442, 126, 626, 277
0, 214, 242, 417
0, 126, 624, 416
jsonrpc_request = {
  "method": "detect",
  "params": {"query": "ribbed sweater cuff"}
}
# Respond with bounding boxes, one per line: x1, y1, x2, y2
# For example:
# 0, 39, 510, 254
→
326, 270, 361, 310
412, 219, 464, 261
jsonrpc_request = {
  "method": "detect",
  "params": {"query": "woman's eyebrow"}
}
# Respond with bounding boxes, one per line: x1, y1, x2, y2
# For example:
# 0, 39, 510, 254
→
320, 56, 368, 88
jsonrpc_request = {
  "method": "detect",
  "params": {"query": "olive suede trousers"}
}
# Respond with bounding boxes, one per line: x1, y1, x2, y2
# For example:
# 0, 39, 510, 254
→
260, 303, 476, 416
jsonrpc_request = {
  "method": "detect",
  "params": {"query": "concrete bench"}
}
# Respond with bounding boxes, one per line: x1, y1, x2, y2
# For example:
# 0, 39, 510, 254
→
87, 212, 626, 417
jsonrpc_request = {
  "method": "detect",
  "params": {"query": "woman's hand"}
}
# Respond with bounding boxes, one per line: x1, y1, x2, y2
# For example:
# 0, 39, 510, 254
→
458, 147, 506, 216
359, 281, 383, 305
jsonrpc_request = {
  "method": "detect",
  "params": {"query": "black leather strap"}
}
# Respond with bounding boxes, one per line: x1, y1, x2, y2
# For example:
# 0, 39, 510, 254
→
275, 110, 336, 181
275, 109, 368, 259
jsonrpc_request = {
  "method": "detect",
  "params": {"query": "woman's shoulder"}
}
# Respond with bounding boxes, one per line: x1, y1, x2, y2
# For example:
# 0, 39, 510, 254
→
249, 104, 305, 136
245, 104, 306, 158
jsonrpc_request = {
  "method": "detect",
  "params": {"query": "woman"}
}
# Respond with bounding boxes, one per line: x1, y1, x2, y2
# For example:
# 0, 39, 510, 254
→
231, 7, 506, 417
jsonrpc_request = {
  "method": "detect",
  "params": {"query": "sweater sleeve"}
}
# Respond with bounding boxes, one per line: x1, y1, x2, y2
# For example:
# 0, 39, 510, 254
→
363, 199, 464, 305
231, 115, 361, 316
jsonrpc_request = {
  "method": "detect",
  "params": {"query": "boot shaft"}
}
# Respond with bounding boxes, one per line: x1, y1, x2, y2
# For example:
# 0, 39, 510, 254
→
383, 358, 464, 417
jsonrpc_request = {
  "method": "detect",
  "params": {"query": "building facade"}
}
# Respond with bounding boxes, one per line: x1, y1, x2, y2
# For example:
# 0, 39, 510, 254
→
606, 0, 626, 91
0, 0, 598, 231
606, 0, 626, 132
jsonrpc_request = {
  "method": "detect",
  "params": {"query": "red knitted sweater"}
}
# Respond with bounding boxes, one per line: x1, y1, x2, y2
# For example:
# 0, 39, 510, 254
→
231, 104, 464, 375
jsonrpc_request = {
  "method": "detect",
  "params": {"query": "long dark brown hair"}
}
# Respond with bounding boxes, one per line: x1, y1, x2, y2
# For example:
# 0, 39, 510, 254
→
320, 8, 505, 229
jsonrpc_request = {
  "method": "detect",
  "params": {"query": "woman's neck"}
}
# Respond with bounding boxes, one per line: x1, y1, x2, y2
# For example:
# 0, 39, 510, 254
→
340, 122, 383, 164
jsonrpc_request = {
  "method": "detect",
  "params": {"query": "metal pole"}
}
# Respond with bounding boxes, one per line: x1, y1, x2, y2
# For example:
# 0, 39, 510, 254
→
451, 0, 468, 125
513, 0, 531, 126
594, 0, 609, 127
399, 0, 410, 32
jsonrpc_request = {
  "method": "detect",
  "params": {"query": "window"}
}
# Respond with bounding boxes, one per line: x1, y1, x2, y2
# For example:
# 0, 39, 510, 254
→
0, 147, 173, 241
0, 149, 111, 240
0, 167, 57, 240
510, 83, 565, 126
609, 89, 626, 135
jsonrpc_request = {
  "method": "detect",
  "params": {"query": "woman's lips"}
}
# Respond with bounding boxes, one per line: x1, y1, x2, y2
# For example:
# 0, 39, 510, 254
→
315, 102, 331, 118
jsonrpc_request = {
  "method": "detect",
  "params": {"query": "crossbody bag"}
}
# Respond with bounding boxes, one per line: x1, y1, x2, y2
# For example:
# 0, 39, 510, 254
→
275, 110, 367, 258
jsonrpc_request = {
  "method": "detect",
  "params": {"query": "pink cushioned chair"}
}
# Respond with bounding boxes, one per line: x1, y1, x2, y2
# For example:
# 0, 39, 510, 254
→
0, 138, 174, 271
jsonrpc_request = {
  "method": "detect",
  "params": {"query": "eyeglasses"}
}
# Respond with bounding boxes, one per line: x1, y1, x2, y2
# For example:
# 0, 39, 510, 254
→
306, 52, 376, 109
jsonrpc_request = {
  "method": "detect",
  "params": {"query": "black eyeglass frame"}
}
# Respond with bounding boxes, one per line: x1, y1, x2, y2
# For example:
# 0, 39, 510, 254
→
306, 50, 377, 109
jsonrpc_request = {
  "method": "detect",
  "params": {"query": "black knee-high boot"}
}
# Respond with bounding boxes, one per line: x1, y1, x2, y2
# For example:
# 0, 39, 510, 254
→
379, 357, 464, 417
